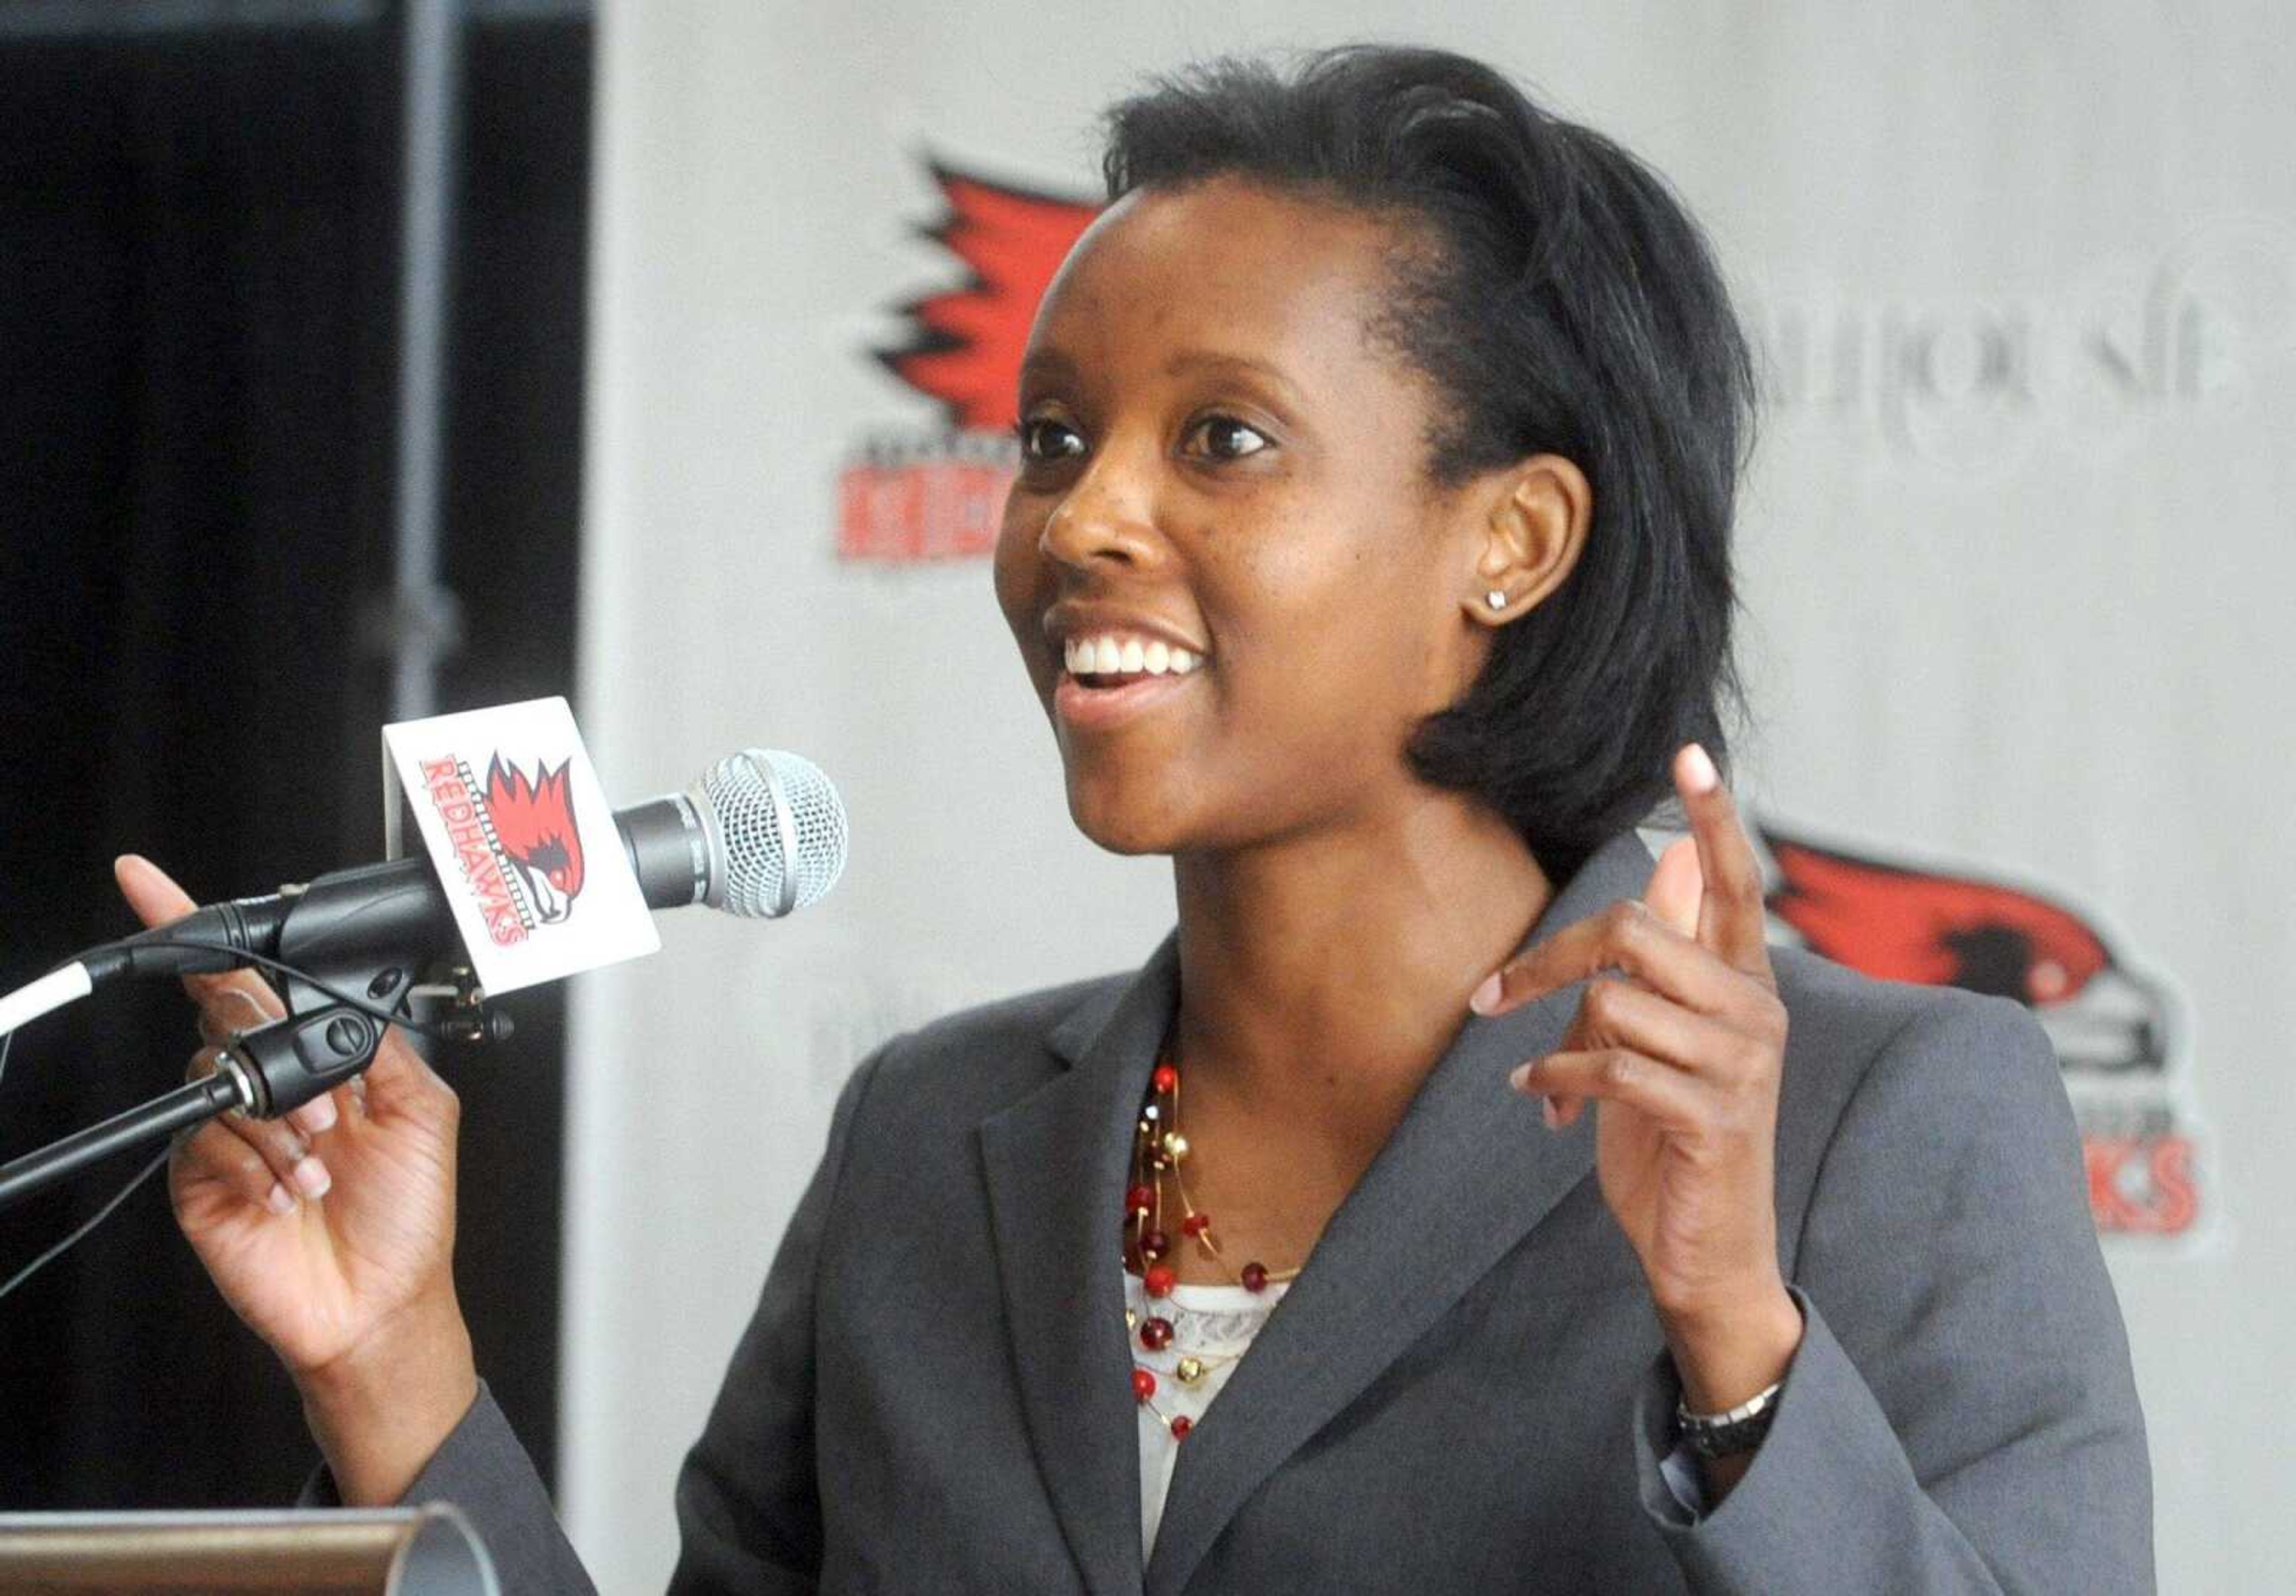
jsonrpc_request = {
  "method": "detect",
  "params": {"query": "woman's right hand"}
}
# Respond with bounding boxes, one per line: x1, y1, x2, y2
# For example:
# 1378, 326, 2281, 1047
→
116, 853, 478, 1505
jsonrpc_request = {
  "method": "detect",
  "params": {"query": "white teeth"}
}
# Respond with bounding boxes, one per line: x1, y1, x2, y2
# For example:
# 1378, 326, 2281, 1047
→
1062, 632, 1207, 677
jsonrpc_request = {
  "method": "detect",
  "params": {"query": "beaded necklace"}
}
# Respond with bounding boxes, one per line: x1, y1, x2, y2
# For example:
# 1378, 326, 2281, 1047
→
1122, 1055, 1302, 1442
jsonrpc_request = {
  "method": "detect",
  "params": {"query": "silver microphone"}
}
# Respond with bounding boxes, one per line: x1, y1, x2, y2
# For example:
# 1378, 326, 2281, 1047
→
618, 749, 849, 920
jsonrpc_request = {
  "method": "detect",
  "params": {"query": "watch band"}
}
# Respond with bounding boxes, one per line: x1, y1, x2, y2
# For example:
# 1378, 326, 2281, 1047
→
1674, 1378, 1782, 1460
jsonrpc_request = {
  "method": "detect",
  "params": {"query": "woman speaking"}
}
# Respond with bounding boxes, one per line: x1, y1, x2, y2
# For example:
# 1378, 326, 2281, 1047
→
115, 44, 2151, 1594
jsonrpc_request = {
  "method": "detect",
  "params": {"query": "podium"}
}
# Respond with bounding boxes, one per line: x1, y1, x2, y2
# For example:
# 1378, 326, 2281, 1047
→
0, 1507, 495, 1593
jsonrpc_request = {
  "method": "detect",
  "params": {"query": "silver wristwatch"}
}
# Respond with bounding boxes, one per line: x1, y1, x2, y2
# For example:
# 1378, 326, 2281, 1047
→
1674, 1379, 1782, 1460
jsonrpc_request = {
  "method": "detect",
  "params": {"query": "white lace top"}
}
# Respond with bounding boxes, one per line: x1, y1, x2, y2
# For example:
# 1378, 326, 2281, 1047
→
1123, 1268, 1293, 1557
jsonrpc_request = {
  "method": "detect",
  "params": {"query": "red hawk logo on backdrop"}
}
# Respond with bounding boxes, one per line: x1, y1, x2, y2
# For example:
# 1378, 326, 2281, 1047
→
841, 160, 1100, 562
1759, 825, 2204, 1238
876, 163, 1101, 432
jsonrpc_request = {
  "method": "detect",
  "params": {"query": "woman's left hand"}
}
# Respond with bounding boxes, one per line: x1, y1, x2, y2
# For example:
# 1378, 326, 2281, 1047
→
1472, 744, 1802, 1417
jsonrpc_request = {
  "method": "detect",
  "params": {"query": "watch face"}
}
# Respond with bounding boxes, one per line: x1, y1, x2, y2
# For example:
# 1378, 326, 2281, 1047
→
1677, 1386, 1782, 1460
1685, 1421, 1744, 1460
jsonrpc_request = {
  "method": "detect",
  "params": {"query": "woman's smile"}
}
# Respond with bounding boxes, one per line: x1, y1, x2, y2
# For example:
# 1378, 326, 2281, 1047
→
1046, 601, 1213, 733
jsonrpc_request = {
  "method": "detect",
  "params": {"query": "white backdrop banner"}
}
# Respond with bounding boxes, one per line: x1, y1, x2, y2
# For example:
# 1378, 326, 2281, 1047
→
568, 3, 2295, 1589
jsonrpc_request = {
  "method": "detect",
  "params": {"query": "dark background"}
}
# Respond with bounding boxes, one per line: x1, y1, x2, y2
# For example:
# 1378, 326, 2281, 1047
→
0, 5, 590, 1505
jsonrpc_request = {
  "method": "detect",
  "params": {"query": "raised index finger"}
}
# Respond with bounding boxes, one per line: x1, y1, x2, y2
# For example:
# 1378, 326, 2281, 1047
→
1674, 744, 1773, 983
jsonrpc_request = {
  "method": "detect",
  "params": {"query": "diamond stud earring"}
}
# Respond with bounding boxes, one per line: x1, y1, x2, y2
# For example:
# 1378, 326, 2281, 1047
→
1486, 589, 1510, 611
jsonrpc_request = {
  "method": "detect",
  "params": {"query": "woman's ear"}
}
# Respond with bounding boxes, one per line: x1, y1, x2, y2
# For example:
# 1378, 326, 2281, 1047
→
1467, 454, 1592, 626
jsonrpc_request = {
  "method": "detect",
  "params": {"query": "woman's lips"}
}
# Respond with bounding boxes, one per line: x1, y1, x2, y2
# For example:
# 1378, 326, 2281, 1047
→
1053, 668, 1201, 731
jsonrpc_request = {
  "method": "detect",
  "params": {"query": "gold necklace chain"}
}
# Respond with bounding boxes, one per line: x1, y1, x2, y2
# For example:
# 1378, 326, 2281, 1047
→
1123, 1054, 1299, 1441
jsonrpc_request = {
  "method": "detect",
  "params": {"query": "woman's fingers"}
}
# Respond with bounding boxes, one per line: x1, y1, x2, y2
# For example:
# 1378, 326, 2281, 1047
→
1672, 745, 1774, 983
193, 983, 285, 1049
1513, 979, 1768, 1128
1509, 1046, 1715, 1131
191, 988, 341, 1139
1524, 831, 1708, 1130
172, 1097, 328, 1214
1473, 896, 1751, 1021
356, 1029, 457, 1130
114, 852, 197, 927
182, 1048, 333, 1204
1480, 748, 1790, 1134
173, 1118, 298, 1215
1460, 762, 1781, 1024
119, 855, 350, 1139
114, 853, 280, 1008
1469, 746, 1778, 1023
114, 854, 280, 1009
1644, 835, 1702, 939
1569, 976, 1775, 1090
114, 854, 287, 1020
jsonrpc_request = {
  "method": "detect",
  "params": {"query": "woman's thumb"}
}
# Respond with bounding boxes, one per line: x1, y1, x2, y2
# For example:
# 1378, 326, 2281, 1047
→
114, 853, 197, 929
1644, 835, 1703, 939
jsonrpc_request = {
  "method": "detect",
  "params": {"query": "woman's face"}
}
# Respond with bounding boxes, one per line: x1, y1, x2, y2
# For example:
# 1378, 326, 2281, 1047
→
993, 176, 1495, 856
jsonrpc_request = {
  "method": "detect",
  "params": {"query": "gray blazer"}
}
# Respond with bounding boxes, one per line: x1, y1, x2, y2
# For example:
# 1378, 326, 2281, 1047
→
393, 830, 2153, 1593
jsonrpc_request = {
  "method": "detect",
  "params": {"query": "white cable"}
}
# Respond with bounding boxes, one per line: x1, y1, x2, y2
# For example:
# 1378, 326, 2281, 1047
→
0, 963, 93, 1039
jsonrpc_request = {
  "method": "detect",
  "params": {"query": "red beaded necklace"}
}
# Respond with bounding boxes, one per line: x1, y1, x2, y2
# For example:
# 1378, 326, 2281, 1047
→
1123, 1054, 1300, 1442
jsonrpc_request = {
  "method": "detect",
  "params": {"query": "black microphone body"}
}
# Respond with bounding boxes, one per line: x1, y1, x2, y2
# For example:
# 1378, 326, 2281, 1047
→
87, 796, 711, 993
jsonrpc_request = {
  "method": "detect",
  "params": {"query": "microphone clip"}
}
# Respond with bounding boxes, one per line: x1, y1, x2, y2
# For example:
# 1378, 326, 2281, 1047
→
222, 1003, 386, 1119
225, 965, 511, 1121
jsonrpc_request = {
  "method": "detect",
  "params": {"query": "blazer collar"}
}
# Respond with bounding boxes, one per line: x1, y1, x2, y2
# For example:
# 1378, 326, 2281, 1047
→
979, 831, 1656, 1596
980, 935, 1177, 1595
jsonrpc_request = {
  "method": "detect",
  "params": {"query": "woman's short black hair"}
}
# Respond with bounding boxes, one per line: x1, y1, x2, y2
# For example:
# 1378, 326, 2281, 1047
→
1102, 45, 1755, 882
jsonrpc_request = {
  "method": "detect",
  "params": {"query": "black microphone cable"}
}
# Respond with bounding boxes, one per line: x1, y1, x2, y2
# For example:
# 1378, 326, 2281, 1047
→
0, 1145, 169, 1305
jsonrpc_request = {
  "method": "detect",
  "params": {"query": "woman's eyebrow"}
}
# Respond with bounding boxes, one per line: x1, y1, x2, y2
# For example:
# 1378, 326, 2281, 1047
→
1018, 349, 1080, 387
1162, 349, 1301, 400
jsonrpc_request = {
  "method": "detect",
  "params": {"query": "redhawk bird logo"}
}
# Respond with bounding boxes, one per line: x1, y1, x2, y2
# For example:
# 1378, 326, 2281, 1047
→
875, 161, 1100, 430
1759, 824, 2199, 1236
485, 755, 586, 926
1761, 826, 2164, 1075
839, 159, 1100, 563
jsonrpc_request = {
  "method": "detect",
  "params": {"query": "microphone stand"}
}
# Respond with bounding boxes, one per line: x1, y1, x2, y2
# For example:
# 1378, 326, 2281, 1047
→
0, 891, 499, 1217
0, 1072, 252, 1213
0, 994, 398, 1216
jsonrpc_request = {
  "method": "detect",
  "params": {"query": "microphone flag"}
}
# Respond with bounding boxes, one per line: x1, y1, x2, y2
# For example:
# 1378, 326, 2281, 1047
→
381, 695, 661, 994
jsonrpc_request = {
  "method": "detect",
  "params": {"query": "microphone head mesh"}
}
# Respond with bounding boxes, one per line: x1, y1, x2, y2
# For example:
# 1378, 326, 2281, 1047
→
696, 749, 848, 917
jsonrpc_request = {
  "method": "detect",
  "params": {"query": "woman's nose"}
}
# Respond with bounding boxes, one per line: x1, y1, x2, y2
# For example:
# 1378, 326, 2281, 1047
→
1039, 446, 1162, 573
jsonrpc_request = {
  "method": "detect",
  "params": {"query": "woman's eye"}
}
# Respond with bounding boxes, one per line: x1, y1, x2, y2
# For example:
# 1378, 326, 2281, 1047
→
1017, 417, 1085, 463
1188, 416, 1271, 461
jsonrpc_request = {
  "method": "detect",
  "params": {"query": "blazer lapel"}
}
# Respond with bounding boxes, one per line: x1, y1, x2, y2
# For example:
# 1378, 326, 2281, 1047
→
979, 937, 1181, 1596
1144, 832, 1656, 1596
